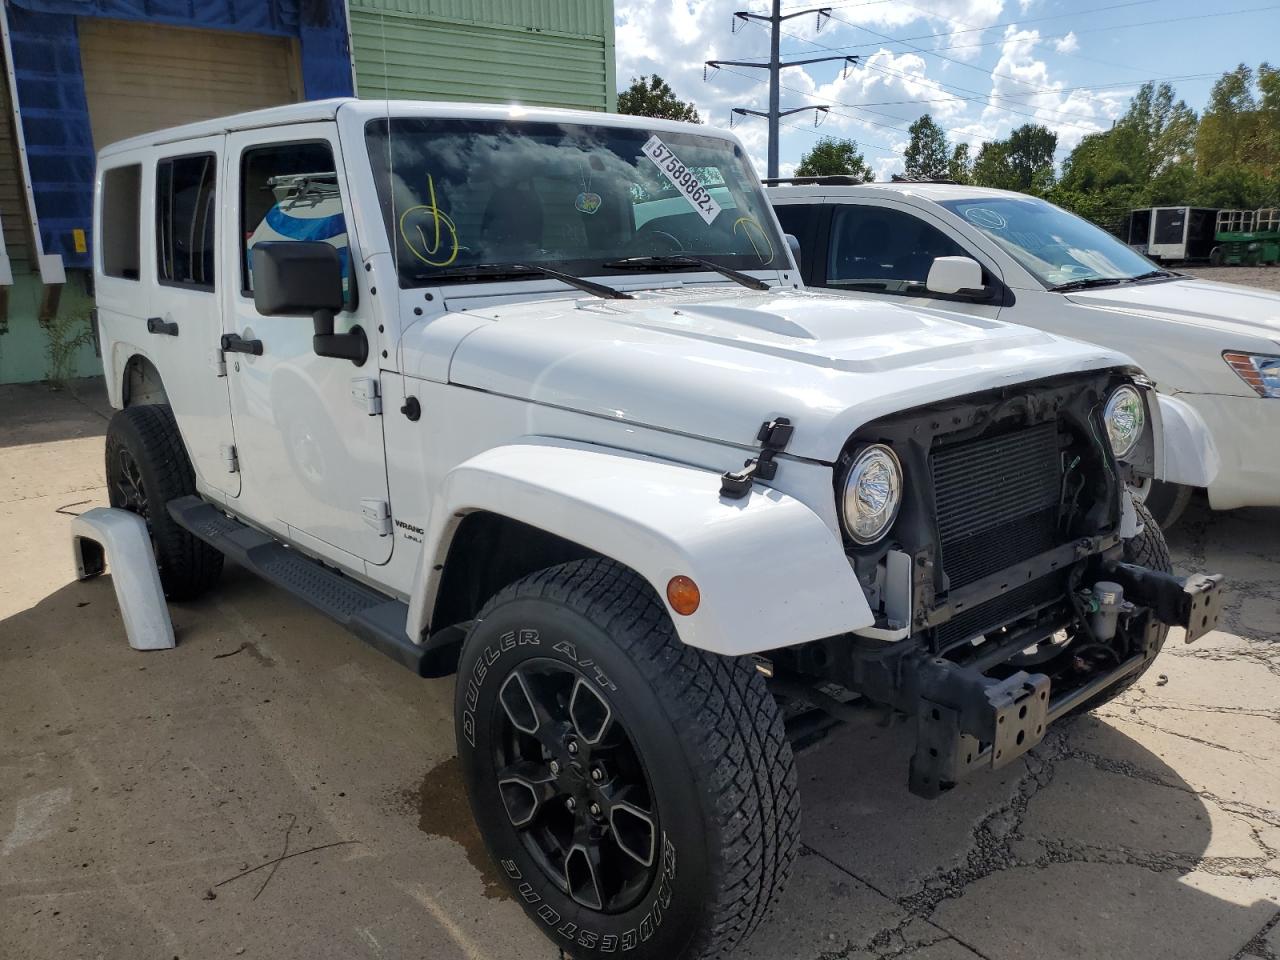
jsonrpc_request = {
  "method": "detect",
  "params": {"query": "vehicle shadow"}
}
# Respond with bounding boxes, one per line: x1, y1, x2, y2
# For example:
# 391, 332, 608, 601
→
742, 708, 1280, 960
3, 571, 1277, 960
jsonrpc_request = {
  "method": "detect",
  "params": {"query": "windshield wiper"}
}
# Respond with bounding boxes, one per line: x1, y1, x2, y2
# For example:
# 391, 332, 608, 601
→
1127, 269, 1181, 282
1049, 277, 1128, 292
602, 255, 771, 291
413, 263, 632, 300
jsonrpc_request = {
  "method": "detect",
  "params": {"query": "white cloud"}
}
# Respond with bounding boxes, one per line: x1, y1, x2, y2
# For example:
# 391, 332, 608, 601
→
1053, 31, 1079, 54
980, 26, 1124, 153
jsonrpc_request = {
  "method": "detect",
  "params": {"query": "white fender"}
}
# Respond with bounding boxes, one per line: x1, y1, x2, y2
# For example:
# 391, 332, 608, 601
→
407, 440, 872, 655
1154, 393, 1219, 488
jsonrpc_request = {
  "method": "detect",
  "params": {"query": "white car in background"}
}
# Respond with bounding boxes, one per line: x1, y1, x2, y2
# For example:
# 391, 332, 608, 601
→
769, 180, 1279, 526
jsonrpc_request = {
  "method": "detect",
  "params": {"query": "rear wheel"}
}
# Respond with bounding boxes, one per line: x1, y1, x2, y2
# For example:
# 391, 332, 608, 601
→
105, 404, 222, 600
455, 559, 799, 960
1209, 246, 1224, 266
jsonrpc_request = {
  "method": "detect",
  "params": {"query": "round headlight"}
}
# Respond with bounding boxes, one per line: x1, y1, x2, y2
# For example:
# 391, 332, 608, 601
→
841, 444, 903, 544
1104, 384, 1146, 459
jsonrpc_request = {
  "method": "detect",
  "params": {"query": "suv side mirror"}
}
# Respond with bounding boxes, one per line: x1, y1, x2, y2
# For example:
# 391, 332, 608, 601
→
926, 256, 985, 296
784, 233, 802, 272
252, 242, 366, 366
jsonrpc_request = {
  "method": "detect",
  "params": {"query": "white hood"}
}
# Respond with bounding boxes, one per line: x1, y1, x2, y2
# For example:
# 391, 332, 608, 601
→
439, 287, 1133, 462
1066, 277, 1280, 344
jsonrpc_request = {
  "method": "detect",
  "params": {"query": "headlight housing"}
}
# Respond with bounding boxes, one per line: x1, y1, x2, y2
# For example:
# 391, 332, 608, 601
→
1103, 385, 1146, 459
841, 444, 903, 544
1223, 352, 1280, 398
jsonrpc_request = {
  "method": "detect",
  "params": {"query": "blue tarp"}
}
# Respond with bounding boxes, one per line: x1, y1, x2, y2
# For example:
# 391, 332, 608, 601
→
8, 0, 353, 269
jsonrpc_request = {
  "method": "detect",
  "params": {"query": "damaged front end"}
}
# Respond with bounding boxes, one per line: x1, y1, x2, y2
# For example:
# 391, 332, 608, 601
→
771, 370, 1225, 797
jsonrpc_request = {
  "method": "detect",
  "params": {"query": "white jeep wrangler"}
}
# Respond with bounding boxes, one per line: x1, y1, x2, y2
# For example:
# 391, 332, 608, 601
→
93, 99, 1222, 960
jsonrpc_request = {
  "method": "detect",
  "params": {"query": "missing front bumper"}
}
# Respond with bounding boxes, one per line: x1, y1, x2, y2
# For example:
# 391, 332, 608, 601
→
906, 567, 1225, 798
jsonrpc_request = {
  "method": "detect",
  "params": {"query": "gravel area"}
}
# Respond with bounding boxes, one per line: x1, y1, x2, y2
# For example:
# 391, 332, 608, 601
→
1180, 266, 1280, 291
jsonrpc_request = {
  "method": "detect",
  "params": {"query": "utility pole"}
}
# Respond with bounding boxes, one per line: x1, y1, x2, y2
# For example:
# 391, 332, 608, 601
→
705, 3, 857, 179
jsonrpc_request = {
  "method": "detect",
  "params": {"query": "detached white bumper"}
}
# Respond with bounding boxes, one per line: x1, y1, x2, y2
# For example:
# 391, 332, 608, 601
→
1181, 393, 1280, 510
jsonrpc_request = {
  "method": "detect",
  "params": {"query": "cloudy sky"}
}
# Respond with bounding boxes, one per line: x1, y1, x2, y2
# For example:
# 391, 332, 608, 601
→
613, 0, 1280, 178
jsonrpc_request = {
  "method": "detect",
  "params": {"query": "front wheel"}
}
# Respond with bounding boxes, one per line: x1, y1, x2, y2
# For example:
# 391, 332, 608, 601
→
455, 559, 799, 960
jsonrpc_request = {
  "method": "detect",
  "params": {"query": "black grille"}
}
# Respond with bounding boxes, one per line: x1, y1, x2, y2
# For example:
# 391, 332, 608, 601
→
931, 422, 1062, 590
934, 572, 1065, 650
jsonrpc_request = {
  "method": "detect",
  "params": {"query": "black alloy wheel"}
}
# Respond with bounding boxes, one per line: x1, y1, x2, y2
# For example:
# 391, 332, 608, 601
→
493, 659, 658, 913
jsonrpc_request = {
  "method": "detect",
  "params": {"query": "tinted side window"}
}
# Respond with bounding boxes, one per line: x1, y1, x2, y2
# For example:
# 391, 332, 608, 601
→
156, 154, 216, 289
773, 203, 819, 242
240, 141, 349, 296
102, 164, 141, 280
828, 206, 966, 291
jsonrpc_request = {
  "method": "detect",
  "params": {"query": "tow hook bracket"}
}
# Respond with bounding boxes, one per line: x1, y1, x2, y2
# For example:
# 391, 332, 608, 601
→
987, 672, 1050, 769
720, 417, 794, 499
908, 669, 1049, 798
1108, 563, 1225, 644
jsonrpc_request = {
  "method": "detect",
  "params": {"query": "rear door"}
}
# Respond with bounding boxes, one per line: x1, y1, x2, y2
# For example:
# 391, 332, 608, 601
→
221, 124, 393, 566
148, 140, 241, 498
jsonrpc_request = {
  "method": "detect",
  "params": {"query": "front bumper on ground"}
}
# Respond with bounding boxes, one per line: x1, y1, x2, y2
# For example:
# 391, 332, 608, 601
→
908, 568, 1224, 798
1182, 392, 1280, 509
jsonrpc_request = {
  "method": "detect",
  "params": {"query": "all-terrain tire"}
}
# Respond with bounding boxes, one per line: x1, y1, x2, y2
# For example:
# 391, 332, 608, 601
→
104, 404, 223, 600
454, 558, 800, 960
1077, 499, 1172, 712
1141, 479, 1192, 531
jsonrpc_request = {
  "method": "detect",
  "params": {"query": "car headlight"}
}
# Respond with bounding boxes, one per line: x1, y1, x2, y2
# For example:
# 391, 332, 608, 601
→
1103, 385, 1146, 459
841, 444, 903, 544
1224, 352, 1280, 398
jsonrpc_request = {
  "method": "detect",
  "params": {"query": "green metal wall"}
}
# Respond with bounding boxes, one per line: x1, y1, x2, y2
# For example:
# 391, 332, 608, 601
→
350, 0, 616, 112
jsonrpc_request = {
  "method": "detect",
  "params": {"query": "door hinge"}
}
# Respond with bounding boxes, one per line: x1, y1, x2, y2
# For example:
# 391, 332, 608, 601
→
351, 377, 382, 416
220, 443, 239, 473
210, 347, 226, 377
361, 498, 392, 536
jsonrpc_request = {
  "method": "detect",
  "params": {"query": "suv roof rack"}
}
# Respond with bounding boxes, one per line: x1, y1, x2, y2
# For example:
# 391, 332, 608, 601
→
889, 174, 959, 184
761, 175, 873, 186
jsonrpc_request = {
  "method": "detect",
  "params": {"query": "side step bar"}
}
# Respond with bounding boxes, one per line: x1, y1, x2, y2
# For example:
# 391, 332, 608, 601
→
168, 496, 430, 675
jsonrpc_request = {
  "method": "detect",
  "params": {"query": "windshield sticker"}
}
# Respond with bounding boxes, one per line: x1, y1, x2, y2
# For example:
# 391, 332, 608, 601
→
575, 191, 602, 215
733, 216, 775, 265
964, 207, 1007, 230
641, 135, 723, 225
400, 173, 460, 267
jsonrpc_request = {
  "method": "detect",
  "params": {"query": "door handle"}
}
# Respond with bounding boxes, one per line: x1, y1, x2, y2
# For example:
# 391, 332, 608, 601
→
146, 317, 179, 337
220, 333, 263, 356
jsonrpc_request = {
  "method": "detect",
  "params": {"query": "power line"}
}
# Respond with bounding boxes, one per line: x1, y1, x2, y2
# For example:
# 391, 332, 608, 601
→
782, 3, 1280, 60
704, 2, 860, 178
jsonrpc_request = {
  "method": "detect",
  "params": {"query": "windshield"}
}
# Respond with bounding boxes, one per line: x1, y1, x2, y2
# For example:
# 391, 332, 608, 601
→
938, 195, 1158, 288
364, 118, 785, 286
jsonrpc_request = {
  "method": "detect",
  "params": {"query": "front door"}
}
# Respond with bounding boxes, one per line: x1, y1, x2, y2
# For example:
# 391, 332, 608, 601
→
221, 124, 392, 565
820, 202, 1005, 321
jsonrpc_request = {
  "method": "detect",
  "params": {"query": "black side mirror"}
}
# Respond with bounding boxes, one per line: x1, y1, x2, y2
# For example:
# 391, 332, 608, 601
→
784, 233, 802, 272
252, 242, 366, 365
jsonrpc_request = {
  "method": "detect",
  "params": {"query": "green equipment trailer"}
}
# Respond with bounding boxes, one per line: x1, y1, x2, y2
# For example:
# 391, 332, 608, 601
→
1210, 209, 1280, 266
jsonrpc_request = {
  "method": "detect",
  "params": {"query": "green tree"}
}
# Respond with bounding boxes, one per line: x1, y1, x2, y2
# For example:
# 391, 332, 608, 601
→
903, 114, 949, 180
947, 142, 972, 184
795, 136, 874, 180
972, 124, 1058, 194
1196, 64, 1258, 171
617, 75, 701, 123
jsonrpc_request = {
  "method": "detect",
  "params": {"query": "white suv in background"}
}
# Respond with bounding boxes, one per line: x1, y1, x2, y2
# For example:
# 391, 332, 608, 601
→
769, 180, 1278, 526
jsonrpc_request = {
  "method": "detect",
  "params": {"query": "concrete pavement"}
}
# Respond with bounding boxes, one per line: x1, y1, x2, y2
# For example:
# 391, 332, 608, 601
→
1, 379, 1277, 960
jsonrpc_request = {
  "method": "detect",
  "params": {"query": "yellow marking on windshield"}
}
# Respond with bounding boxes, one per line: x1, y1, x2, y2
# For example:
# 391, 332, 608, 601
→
733, 217, 775, 265
400, 174, 460, 267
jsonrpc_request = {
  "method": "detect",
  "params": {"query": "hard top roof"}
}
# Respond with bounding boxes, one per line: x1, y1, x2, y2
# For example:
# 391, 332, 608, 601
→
96, 98, 732, 159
